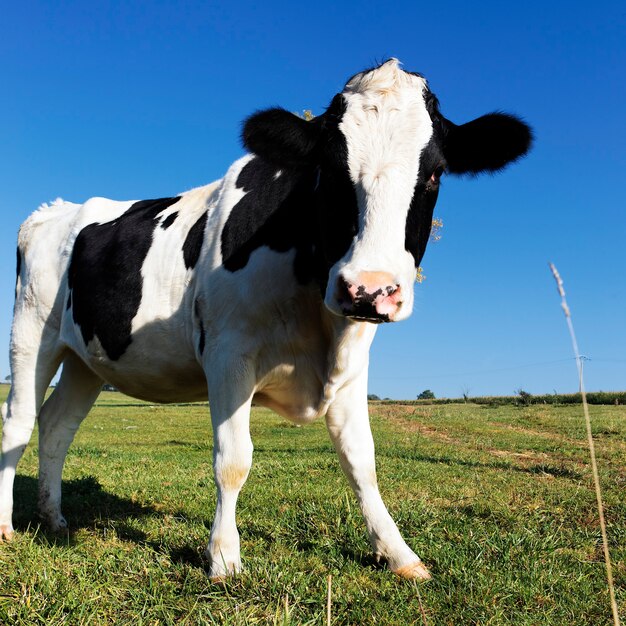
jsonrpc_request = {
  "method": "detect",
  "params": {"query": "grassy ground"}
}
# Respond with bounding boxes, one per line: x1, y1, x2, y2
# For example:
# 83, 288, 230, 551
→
0, 384, 624, 625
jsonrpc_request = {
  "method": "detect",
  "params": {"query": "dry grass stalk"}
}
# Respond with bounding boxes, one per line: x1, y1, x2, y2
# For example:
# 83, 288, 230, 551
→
549, 262, 621, 626
326, 574, 332, 626
413, 580, 429, 625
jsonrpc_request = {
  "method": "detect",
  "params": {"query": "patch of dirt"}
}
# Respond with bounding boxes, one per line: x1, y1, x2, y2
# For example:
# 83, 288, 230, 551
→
372, 404, 462, 445
489, 422, 582, 446
372, 404, 584, 471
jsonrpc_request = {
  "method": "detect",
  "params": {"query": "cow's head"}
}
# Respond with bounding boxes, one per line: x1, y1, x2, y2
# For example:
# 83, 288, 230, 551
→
243, 59, 532, 323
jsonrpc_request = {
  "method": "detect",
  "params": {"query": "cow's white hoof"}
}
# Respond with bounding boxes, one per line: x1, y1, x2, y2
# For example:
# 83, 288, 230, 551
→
206, 546, 242, 582
392, 560, 432, 581
0, 524, 14, 541
208, 560, 242, 583
0, 522, 15, 541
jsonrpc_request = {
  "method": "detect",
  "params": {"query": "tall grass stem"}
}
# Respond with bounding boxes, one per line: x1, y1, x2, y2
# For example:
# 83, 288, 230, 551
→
549, 262, 621, 626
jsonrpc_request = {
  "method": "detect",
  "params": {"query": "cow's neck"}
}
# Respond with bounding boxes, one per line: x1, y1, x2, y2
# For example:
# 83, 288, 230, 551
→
317, 311, 377, 413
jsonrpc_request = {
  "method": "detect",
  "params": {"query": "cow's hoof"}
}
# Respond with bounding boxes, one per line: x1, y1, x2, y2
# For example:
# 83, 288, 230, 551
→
206, 548, 242, 582
209, 573, 231, 585
46, 515, 68, 533
393, 560, 432, 581
208, 564, 241, 584
0, 523, 14, 541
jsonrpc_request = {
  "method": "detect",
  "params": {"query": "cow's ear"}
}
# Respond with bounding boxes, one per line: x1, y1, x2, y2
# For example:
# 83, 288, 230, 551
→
242, 108, 320, 168
442, 113, 533, 175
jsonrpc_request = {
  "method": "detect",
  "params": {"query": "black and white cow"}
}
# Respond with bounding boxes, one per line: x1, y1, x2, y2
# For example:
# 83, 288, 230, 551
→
1, 59, 531, 580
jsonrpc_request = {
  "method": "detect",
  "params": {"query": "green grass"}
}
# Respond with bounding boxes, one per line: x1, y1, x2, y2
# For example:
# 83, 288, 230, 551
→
0, 386, 624, 624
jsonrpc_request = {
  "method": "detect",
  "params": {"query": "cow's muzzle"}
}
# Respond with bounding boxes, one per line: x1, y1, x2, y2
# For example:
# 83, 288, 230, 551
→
335, 272, 403, 323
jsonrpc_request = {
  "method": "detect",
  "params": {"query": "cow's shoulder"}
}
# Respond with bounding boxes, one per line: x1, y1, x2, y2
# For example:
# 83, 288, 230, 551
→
219, 156, 318, 284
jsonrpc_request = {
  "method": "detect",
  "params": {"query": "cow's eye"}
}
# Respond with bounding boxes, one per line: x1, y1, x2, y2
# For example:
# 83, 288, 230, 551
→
430, 164, 445, 183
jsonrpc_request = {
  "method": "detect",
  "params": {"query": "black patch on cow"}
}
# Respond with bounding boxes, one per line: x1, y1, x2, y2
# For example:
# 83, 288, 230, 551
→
221, 157, 318, 284
442, 113, 533, 175
68, 196, 181, 360
16, 246, 21, 282
161, 211, 178, 230
224, 93, 356, 291
66, 292, 72, 310
313, 164, 357, 277
194, 299, 206, 355
15, 246, 21, 299
183, 212, 208, 270
242, 108, 320, 169
313, 95, 358, 285
405, 128, 445, 268
198, 320, 206, 355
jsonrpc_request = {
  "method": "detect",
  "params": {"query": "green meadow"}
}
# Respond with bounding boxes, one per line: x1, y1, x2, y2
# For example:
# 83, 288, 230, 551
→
0, 384, 624, 625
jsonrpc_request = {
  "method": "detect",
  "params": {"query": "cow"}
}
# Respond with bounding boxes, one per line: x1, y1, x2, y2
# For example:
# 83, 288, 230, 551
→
1, 59, 531, 581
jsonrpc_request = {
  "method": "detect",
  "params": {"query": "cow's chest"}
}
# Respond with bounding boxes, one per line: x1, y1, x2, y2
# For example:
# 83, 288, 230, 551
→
234, 293, 375, 423
197, 249, 376, 422
252, 314, 332, 423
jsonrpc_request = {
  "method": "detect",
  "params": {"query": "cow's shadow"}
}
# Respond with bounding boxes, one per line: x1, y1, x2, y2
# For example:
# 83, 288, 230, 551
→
12, 474, 206, 566
13, 474, 154, 534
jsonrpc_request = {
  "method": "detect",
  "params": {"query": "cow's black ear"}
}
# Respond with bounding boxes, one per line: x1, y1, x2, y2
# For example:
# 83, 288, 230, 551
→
442, 113, 533, 175
242, 108, 320, 168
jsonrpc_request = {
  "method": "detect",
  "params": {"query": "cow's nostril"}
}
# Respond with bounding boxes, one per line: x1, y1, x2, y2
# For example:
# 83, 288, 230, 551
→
388, 284, 401, 300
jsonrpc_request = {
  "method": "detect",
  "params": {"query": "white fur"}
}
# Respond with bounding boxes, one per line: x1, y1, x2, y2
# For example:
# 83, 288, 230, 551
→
325, 59, 433, 321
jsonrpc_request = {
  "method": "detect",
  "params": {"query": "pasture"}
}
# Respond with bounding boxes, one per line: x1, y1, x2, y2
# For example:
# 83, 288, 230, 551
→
0, 383, 624, 625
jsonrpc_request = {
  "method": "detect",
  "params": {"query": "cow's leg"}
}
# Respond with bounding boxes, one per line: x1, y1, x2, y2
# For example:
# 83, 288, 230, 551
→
0, 325, 64, 540
37, 353, 102, 530
325, 373, 431, 580
205, 359, 255, 580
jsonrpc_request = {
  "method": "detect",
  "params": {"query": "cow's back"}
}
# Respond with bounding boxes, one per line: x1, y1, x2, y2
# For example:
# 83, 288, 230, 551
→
16, 182, 223, 402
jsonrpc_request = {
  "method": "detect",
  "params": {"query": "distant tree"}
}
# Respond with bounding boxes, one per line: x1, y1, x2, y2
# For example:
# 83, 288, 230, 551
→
4, 375, 10, 382
515, 388, 532, 406
102, 383, 118, 392
417, 389, 435, 400
367, 394, 381, 401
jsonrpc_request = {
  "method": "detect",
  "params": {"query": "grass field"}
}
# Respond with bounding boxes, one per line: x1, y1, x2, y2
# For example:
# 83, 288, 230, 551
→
0, 384, 624, 625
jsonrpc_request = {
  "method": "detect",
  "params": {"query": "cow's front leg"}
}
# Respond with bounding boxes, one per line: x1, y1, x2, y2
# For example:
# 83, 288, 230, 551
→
205, 359, 255, 580
326, 373, 431, 580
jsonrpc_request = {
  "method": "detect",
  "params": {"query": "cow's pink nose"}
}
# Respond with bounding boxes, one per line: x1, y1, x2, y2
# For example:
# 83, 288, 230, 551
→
336, 272, 403, 322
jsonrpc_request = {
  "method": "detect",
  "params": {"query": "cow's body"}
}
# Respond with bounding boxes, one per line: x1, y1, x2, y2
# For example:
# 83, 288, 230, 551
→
1, 60, 531, 580
17, 159, 374, 416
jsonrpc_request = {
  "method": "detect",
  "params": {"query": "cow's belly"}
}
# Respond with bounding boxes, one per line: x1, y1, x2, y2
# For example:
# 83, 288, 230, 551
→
76, 333, 328, 413
90, 357, 208, 404
62, 315, 208, 404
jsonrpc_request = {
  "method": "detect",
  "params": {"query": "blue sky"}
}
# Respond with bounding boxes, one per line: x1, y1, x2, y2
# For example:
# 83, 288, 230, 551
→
1, 0, 624, 399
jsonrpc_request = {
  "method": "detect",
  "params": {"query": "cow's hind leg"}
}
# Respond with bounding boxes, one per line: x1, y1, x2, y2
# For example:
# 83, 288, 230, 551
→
0, 328, 64, 539
205, 359, 255, 580
37, 353, 102, 531
326, 373, 431, 580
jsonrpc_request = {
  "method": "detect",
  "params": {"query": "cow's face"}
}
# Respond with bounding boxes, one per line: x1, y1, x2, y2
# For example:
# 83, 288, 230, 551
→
243, 59, 532, 323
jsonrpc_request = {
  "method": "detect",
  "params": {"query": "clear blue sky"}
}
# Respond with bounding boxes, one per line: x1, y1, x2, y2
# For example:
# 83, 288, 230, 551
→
1, 0, 624, 399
